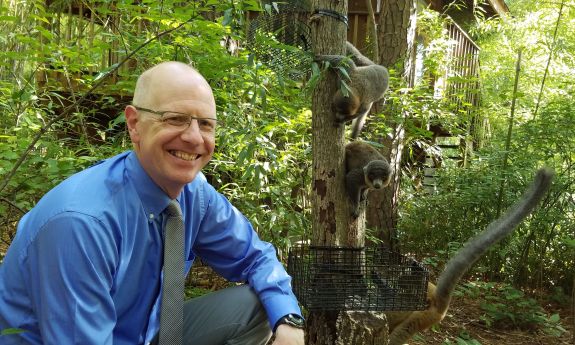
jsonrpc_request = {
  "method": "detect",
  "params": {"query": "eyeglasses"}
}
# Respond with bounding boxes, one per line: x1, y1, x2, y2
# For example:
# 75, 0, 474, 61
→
133, 105, 217, 133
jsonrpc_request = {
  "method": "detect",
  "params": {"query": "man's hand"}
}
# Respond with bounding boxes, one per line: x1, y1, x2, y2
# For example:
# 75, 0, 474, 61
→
272, 324, 304, 345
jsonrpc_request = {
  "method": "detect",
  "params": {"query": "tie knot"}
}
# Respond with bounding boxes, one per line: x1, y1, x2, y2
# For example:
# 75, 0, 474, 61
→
164, 200, 182, 218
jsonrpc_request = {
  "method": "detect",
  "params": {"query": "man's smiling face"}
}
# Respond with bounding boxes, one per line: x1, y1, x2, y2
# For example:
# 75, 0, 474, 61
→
125, 62, 217, 198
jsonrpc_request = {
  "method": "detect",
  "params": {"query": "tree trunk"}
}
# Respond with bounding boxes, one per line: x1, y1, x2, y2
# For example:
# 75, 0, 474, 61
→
307, 0, 389, 343
309, 0, 347, 249
366, 0, 417, 250
307, 0, 349, 343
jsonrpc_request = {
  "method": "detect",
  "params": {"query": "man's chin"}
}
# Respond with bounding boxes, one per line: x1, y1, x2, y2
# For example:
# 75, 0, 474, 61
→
174, 170, 201, 185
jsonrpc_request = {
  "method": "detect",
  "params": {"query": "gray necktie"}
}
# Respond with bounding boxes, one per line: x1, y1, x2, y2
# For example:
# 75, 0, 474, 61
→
159, 200, 184, 345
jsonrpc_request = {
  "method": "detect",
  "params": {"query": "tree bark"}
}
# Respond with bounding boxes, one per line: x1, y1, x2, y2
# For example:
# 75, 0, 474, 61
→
366, 0, 417, 250
335, 311, 388, 344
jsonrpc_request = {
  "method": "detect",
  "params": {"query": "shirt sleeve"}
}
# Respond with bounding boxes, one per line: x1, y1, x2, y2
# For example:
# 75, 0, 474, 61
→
193, 189, 302, 328
26, 212, 118, 345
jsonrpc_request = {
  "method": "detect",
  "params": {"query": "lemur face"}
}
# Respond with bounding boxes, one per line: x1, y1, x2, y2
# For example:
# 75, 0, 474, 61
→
364, 161, 392, 189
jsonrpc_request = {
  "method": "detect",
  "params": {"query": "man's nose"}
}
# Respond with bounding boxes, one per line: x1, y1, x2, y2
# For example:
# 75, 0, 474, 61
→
180, 119, 204, 143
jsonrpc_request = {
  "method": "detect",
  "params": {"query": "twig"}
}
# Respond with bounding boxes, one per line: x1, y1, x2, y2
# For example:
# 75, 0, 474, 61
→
0, 17, 196, 195
0, 197, 26, 215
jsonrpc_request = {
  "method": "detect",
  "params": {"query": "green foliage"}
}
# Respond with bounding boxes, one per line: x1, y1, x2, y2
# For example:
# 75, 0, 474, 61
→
397, 0, 575, 296
399, 147, 573, 290
210, 70, 312, 254
458, 282, 567, 336
416, 8, 453, 79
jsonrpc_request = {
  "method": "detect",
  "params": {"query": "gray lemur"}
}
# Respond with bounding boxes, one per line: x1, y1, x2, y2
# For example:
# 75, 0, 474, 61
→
386, 168, 554, 345
316, 41, 389, 138
345, 141, 392, 217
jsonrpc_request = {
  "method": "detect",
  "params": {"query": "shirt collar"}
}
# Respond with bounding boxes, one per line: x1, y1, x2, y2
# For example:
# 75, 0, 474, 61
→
126, 151, 175, 222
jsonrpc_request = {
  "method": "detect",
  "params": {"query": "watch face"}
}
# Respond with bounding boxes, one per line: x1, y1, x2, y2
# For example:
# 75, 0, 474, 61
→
285, 314, 305, 328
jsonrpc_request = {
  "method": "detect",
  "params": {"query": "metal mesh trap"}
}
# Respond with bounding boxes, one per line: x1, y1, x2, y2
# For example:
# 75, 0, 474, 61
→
287, 245, 429, 312
246, 0, 312, 79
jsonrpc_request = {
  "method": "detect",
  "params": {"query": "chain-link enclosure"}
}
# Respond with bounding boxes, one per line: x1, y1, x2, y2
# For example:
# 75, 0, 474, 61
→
246, 1, 312, 79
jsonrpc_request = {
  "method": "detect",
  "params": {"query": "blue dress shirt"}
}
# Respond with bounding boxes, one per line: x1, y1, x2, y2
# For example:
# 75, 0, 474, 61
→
0, 151, 301, 344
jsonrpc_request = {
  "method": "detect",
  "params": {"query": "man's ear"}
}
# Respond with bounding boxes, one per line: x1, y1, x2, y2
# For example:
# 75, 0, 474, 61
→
125, 105, 140, 143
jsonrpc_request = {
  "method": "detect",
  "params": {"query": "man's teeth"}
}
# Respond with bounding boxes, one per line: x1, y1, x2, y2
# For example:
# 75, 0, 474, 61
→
171, 150, 198, 161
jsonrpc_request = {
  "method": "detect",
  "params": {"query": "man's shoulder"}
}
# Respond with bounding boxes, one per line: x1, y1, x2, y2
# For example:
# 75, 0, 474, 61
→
182, 171, 227, 210
35, 151, 132, 216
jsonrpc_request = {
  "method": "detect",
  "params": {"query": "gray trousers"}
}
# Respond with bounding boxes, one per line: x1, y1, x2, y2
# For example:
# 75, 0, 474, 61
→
152, 285, 272, 345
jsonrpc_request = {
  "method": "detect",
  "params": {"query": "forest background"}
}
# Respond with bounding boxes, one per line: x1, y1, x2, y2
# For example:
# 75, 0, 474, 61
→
0, 0, 573, 343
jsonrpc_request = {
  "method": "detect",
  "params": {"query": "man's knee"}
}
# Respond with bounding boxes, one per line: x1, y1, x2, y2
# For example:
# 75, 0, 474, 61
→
223, 285, 268, 321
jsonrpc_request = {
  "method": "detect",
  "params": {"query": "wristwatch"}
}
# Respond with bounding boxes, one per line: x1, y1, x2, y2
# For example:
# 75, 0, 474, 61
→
274, 313, 305, 331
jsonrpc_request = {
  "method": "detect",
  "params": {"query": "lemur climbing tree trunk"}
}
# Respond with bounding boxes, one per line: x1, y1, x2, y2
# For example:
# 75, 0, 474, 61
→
366, 0, 418, 250
306, 0, 388, 344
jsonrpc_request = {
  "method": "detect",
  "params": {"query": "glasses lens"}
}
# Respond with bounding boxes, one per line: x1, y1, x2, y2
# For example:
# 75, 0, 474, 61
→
161, 112, 190, 127
161, 112, 216, 133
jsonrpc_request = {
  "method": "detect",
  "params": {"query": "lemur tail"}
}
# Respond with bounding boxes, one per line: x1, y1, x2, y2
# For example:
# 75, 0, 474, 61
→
434, 168, 554, 312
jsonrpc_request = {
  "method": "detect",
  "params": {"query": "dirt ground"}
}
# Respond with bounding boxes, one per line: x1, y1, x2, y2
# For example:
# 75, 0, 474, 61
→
409, 294, 574, 345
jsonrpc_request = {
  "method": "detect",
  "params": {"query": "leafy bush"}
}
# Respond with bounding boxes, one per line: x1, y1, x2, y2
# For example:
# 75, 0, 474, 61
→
458, 282, 566, 336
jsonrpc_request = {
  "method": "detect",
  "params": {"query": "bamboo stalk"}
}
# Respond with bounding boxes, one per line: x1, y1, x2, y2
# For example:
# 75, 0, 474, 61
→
496, 49, 522, 217
365, 0, 378, 62
66, 2, 72, 42
89, 5, 95, 74
533, 0, 565, 119
78, 2, 83, 57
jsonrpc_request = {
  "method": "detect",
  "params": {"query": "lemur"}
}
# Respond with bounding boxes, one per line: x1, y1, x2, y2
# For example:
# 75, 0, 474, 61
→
345, 141, 392, 217
316, 41, 389, 139
385, 168, 554, 345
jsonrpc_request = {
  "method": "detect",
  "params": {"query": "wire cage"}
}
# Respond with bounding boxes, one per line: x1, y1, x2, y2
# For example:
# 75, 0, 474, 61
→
246, 0, 312, 79
287, 245, 429, 312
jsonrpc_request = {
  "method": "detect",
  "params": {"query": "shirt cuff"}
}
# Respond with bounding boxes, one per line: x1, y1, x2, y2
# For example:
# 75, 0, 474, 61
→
260, 293, 302, 329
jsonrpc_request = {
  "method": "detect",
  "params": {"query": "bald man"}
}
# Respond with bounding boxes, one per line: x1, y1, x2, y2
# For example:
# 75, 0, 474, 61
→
0, 62, 304, 345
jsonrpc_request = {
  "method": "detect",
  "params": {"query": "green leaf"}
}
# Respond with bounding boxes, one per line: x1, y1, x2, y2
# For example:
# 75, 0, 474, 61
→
1, 328, 26, 335
222, 8, 233, 26
30, 14, 50, 24
0, 15, 18, 22
548, 313, 560, 323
